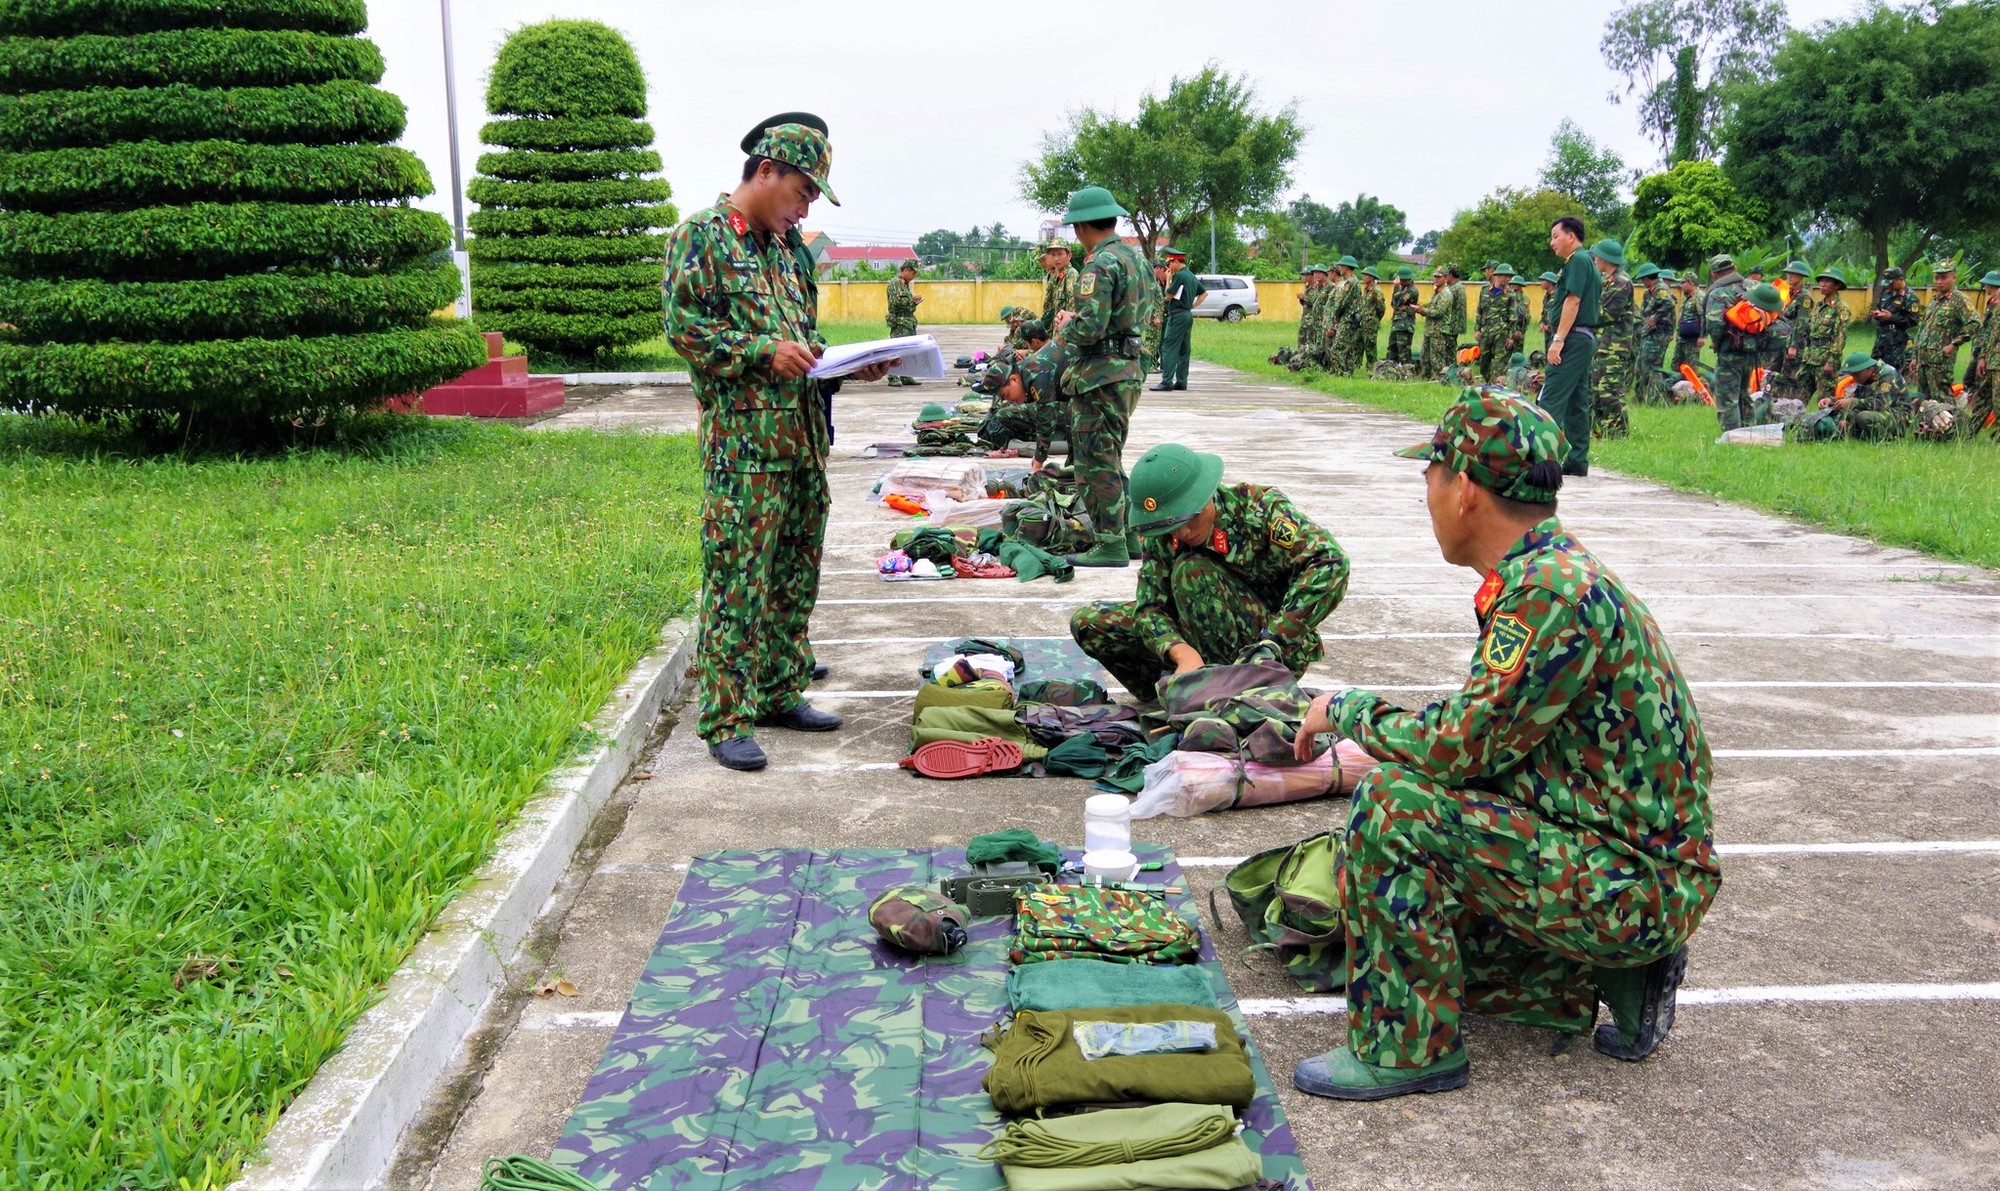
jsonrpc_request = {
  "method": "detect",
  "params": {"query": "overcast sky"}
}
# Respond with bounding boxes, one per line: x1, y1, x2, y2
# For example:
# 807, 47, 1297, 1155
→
373, 0, 1866, 249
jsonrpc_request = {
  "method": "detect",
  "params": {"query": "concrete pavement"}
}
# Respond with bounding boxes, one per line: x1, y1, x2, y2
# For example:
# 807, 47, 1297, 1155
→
392, 326, 2000, 1190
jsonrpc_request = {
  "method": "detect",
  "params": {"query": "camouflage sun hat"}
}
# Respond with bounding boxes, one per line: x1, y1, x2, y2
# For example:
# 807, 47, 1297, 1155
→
1588, 239, 1626, 267
738, 110, 827, 154
1747, 282, 1784, 313
1395, 266, 1415, 280
1784, 260, 1811, 277
1337, 254, 1360, 269
1631, 263, 1660, 281
972, 357, 1015, 395
1815, 266, 1847, 286
868, 886, 969, 956
1981, 270, 2000, 288
1393, 389, 1566, 505
1708, 252, 1735, 272
916, 402, 949, 422
1837, 351, 1880, 377
1060, 185, 1127, 224
1128, 443, 1225, 537
747, 122, 839, 205
1539, 270, 1558, 284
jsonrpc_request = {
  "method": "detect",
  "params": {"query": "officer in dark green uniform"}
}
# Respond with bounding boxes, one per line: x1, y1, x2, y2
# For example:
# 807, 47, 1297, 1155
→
1155, 247, 1206, 391
1070, 443, 1349, 702
1540, 216, 1600, 475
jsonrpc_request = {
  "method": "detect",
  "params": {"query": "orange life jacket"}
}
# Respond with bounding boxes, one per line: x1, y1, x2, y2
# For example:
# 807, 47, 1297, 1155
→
1725, 300, 1781, 335
1457, 344, 1480, 364
1679, 363, 1715, 407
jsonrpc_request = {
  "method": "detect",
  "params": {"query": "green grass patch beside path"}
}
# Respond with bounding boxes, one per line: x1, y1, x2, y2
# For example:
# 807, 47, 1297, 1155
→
0, 418, 701, 1187
1191, 321, 2000, 570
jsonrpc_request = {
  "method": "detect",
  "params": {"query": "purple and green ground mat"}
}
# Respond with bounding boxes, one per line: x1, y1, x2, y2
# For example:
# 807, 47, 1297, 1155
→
919, 636, 1106, 688
551, 846, 1312, 1190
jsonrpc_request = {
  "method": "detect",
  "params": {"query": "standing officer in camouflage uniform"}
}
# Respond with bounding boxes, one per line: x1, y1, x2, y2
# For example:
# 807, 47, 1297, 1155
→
1054, 186, 1155, 567
1970, 270, 2000, 436
1771, 261, 1813, 405
884, 259, 922, 386
666, 116, 894, 771
1040, 241, 1079, 328
1703, 254, 1771, 431
1868, 267, 1918, 373
1301, 263, 1331, 368
1913, 260, 1973, 401
1155, 247, 1205, 391
1475, 264, 1514, 383
1588, 240, 1636, 439
1447, 265, 1470, 363
1070, 443, 1350, 703
1290, 391, 1719, 1100
1537, 271, 1559, 355
1671, 270, 1704, 378
1359, 267, 1386, 369
1506, 270, 1532, 359
1388, 266, 1420, 366
1802, 268, 1851, 405
1419, 266, 1459, 380
1633, 264, 1675, 404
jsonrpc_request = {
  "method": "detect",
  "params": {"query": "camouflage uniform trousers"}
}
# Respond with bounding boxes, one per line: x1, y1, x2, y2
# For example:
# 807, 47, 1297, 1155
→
1341, 763, 1687, 1067
1636, 335, 1671, 404
1070, 553, 1308, 703
1711, 352, 1758, 431
1477, 332, 1509, 384
1589, 335, 1633, 439
1669, 335, 1701, 380
1329, 325, 1365, 376
1913, 353, 1958, 406
694, 467, 828, 743
1422, 328, 1454, 381
1068, 381, 1135, 539
1387, 325, 1415, 366
887, 315, 917, 385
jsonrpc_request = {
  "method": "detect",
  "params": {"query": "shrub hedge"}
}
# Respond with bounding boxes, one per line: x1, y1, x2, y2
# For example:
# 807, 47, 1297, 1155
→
0, 4, 484, 430
469, 20, 673, 359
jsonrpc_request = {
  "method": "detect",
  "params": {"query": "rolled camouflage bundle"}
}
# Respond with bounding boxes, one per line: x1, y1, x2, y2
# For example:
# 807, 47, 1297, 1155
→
867, 886, 968, 955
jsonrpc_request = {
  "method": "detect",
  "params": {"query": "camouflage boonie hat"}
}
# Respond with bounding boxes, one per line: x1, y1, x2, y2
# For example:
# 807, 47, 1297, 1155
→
901, 258, 918, 271
868, 886, 968, 955
1708, 253, 1735, 271
747, 122, 839, 205
973, 357, 1016, 395
1394, 389, 1566, 504
1018, 319, 1048, 341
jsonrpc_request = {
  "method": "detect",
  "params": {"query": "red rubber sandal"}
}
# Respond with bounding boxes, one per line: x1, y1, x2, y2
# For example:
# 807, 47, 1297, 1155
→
899, 738, 1025, 779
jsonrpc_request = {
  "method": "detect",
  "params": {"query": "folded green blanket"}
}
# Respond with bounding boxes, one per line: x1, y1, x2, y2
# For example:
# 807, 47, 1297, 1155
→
1006, 957, 1219, 1013
982, 1004, 1254, 1115
985, 1103, 1262, 1191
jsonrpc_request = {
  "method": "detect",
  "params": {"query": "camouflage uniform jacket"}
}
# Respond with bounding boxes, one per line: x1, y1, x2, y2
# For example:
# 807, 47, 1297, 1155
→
1914, 289, 1973, 362
1043, 265, 1080, 327
1599, 272, 1636, 349
1476, 284, 1511, 337
1507, 290, 1531, 346
1361, 284, 1385, 335
1803, 291, 1849, 367
1390, 282, 1419, 329
1982, 301, 2000, 368
1325, 278, 1356, 336
1423, 282, 1454, 330
1058, 237, 1155, 393
665, 195, 827, 472
1638, 286, 1677, 345
1675, 288, 1705, 339
1331, 519, 1721, 930
1448, 282, 1469, 337
1130, 483, 1350, 666
886, 277, 918, 324
1873, 285, 1918, 348
1844, 364, 1910, 416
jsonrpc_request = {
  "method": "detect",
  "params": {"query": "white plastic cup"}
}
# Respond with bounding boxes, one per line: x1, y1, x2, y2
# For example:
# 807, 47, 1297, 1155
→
1082, 848, 1141, 884
1083, 793, 1132, 853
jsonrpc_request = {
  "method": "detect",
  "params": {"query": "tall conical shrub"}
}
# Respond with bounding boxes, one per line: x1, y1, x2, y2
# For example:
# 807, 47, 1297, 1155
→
0, 0, 488, 431
469, 20, 675, 359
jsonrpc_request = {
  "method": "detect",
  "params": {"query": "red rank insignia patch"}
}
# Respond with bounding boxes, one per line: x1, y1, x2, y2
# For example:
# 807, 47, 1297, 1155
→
727, 209, 749, 237
1210, 528, 1229, 554
1474, 571, 1503, 618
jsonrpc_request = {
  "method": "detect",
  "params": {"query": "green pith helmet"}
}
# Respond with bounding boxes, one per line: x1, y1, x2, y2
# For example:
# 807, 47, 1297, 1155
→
1509, 274, 1527, 287
1837, 351, 1880, 376
1060, 185, 1127, 224
1494, 263, 1516, 277
1747, 282, 1784, 313
1298, 264, 1313, 276
1659, 269, 1679, 283
1127, 443, 1225, 537
1784, 260, 1811, 277
1982, 270, 2000, 288
1539, 270, 1558, 284
1509, 351, 1527, 368
1337, 254, 1360, 269
1816, 267, 1847, 286
1361, 266, 1381, 280
1632, 263, 1661, 281
1589, 239, 1626, 267
1309, 262, 1328, 274
916, 402, 949, 421
1395, 266, 1415, 280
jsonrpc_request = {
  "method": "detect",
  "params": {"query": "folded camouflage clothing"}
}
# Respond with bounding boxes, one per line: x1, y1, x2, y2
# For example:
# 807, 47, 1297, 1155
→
1010, 884, 1201, 966
981, 1004, 1255, 1114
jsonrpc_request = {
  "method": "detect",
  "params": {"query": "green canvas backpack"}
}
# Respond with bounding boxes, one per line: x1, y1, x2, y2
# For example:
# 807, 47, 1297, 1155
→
1213, 829, 1346, 992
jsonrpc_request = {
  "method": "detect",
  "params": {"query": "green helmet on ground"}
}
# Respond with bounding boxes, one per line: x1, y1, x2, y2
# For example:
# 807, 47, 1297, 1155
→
1127, 443, 1225, 537
916, 402, 949, 422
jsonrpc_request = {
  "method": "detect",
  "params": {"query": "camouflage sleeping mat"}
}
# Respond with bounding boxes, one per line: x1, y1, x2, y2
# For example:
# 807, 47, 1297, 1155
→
551, 846, 1312, 1191
919, 636, 1105, 688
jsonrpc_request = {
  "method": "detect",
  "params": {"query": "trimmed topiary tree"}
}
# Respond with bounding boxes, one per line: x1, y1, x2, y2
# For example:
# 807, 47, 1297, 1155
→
469, 20, 675, 360
0, 0, 489, 431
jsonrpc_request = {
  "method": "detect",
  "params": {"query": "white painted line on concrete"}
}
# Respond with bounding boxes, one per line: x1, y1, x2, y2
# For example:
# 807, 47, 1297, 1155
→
816, 592, 2000, 606
1717, 747, 2000, 758
1176, 840, 2000, 869
518, 1010, 625, 1030
1235, 982, 2000, 1018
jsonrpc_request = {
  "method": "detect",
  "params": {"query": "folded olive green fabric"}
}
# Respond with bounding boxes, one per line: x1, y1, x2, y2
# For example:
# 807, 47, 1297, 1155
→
986, 1103, 1263, 1190
913, 679, 1015, 717
912, 706, 1045, 759
1006, 957, 1219, 1013
982, 1004, 1254, 1114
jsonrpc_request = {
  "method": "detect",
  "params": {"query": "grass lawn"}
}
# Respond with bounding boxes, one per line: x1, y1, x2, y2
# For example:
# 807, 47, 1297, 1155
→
1191, 320, 2000, 570
510, 320, 892, 374
0, 417, 702, 1187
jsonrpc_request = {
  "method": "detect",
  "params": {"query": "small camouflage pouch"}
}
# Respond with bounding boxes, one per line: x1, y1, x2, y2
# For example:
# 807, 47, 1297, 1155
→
869, 886, 970, 956
1017, 678, 1109, 707
1010, 884, 1202, 966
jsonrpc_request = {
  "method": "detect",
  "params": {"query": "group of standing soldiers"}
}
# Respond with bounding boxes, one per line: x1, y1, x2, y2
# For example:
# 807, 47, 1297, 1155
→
1289, 257, 1387, 374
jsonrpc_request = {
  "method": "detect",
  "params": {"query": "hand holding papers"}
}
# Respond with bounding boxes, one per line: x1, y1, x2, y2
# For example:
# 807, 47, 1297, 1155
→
808, 333, 946, 380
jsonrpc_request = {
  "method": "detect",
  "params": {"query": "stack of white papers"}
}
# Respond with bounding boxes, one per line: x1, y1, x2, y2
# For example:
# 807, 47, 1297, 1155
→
807, 333, 946, 380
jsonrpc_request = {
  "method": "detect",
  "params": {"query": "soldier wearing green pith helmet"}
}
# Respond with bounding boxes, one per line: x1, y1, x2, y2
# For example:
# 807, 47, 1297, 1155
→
1290, 390, 1718, 1101
1388, 266, 1420, 365
1069, 444, 1350, 703
1054, 185, 1157, 567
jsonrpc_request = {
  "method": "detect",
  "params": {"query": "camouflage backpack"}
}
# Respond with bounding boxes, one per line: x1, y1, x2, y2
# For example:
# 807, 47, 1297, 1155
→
1213, 830, 1345, 992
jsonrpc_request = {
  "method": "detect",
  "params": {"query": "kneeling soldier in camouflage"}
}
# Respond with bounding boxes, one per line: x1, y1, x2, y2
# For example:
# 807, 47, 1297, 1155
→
1069, 444, 1350, 703
1290, 392, 1721, 1100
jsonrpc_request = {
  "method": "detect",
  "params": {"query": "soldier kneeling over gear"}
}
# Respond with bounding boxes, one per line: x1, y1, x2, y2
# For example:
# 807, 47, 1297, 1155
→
1288, 391, 1720, 1101
1069, 444, 1350, 704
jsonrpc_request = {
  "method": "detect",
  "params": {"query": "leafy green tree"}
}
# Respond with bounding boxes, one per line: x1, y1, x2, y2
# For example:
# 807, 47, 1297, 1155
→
1431, 188, 1579, 280
1629, 160, 1773, 269
0, 0, 487, 434
1539, 119, 1632, 237
1724, 1, 2000, 277
1601, 0, 1789, 163
915, 228, 965, 263
1323, 193, 1412, 262
468, 21, 674, 359
1019, 63, 1302, 259
1411, 228, 1443, 255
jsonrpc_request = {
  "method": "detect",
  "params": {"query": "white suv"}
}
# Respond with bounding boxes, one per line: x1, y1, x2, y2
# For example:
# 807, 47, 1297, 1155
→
1193, 275, 1259, 321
